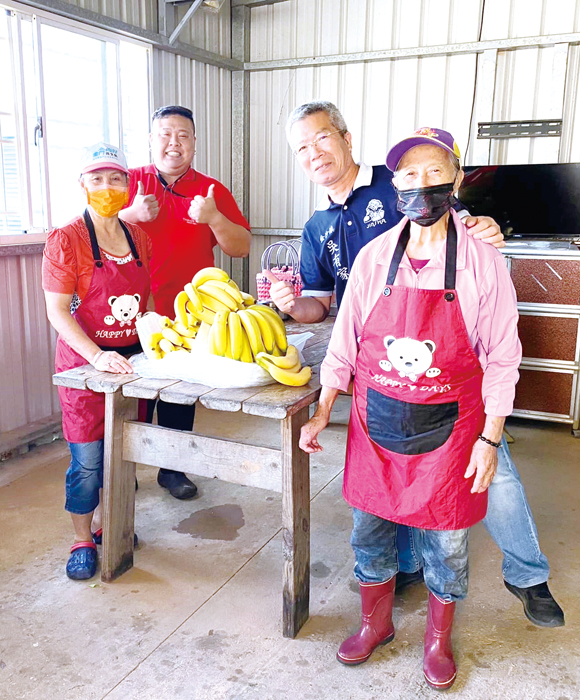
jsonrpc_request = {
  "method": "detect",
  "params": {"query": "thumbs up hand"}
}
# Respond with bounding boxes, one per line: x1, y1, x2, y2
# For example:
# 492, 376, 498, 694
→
133, 181, 159, 222
263, 269, 296, 313
188, 183, 219, 225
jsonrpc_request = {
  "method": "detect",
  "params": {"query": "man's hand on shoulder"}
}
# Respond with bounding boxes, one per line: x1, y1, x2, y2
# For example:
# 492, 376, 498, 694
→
128, 181, 159, 222
463, 215, 505, 248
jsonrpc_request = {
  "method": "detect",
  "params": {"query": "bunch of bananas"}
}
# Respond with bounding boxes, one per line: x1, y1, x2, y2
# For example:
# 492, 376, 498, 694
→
146, 314, 200, 359
147, 267, 312, 387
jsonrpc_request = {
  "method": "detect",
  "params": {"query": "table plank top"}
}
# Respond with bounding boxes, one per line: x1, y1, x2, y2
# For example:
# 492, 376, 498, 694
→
52, 316, 334, 416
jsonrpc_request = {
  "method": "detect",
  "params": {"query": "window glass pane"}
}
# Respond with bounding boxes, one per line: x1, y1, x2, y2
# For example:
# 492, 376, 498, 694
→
20, 17, 47, 231
40, 23, 119, 226
0, 9, 22, 234
119, 41, 151, 169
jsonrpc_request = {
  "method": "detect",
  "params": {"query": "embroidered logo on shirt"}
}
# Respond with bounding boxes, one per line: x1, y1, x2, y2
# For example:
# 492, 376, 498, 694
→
363, 199, 386, 227
378, 335, 441, 383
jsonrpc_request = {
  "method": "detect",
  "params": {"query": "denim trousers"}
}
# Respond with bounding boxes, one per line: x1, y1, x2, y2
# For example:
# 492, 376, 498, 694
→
65, 440, 104, 515
397, 436, 550, 588
351, 508, 469, 602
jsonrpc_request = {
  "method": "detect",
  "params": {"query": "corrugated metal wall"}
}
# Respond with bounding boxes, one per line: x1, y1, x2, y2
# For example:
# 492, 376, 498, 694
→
247, 0, 580, 232
62, 0, 232, 55
0, 251, 59, 434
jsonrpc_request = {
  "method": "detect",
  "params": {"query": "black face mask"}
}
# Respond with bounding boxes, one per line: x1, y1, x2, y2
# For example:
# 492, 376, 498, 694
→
395, 181, 456, 227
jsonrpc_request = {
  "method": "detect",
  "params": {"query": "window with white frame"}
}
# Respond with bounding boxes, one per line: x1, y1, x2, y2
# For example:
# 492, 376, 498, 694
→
0, 4, 151, 236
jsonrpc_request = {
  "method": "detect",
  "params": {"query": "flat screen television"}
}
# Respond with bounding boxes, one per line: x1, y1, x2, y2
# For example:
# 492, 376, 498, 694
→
458, 163, 580, 237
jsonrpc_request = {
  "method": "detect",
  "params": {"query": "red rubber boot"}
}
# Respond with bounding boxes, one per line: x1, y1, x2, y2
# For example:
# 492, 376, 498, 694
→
337, 577, 396, 665
423, 592, 457, 690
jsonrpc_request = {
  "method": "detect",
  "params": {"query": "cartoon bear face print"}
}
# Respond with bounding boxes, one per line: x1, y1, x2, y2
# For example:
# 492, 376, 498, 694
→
378, 335, 441, 383
104, 293, 141, 326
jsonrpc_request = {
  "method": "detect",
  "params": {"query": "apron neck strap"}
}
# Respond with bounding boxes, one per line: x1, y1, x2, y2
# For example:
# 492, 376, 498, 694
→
386, 216, 458, 290
83, 209, 141, 263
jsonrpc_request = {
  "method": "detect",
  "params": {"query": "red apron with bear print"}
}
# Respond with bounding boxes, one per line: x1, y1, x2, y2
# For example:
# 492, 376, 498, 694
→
55, 211, 149, 443
343, 219, 487, 530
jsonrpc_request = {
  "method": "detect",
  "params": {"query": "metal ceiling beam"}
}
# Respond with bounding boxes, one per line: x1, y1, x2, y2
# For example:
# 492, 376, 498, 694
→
245, 31, 580, 72
168, 0, 204, 45
18, 0, 243, 70
232, 0, 289, 7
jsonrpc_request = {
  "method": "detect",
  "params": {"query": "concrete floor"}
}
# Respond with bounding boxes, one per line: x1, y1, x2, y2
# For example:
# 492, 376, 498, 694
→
0, 399, 578, 700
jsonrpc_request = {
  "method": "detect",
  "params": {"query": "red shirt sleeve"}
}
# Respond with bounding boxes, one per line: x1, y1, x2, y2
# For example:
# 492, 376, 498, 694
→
42, 227, 78, 295
212, 181, 251, 231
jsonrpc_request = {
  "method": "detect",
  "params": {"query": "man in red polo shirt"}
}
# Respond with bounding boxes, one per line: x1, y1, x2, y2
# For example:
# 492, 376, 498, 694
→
121, 105, 251, 499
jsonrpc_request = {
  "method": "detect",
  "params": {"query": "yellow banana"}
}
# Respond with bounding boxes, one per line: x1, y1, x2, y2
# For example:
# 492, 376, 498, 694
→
174, 291, 189, 327
152, 348, 164, 360
272, 345, 283, 357
184, 282, 204, 314
246, 308, 275, 353
148, 331, 163, 352
197, 289, 232, 314
213, 309, 229, 356
173, 322, 196, 338
226, 278, 241, 292
198, 283, 240, 312
162, 327, 184, 346
257, 345, 301, 371
256, 358, 312, 386
207, 322, 220, 356
202, 279, 244, 307
240, 328, 253, 363
187, 303, 216, 325
241, 291, 255, 306
159, 338, 176, 354
238, 309, 265, 358
227, 311, 244, 361
248, 305, 288, 352
186, 312, 201, 328
180, 336, 194, 350
159, 316, 173, 329
192, 266, 230, 288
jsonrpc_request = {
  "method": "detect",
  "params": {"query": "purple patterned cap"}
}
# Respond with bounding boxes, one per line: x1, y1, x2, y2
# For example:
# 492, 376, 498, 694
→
386, 127, 461, 172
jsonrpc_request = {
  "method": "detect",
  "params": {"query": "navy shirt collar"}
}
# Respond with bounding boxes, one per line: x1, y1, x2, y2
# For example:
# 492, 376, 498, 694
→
314, 163, 374, 211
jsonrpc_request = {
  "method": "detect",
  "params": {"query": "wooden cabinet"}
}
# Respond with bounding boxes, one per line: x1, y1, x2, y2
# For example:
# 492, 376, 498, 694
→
504, 241, 580, 435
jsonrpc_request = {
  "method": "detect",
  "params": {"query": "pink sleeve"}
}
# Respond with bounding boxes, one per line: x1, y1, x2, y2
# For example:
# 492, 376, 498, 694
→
319, 258, 364, 391
477, 256, 522, 416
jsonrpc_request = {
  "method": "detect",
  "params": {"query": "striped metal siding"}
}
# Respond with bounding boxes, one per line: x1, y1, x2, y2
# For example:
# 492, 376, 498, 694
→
153, 47, 234, 271
62, 0, 157, 31
62, 0, 232, 56
0, 252, 59, 434
248, 0, 580, 234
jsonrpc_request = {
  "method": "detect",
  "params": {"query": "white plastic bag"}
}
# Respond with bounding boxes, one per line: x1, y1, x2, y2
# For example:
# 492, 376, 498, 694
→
132, 312, 313, 389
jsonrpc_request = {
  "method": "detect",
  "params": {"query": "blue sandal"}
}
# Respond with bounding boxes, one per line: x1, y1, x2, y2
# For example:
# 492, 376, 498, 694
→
92, 528, 138, 547
66, 542, 98, 580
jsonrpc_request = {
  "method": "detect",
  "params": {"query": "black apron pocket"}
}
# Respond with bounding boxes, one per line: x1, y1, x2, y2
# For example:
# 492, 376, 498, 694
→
367, 387, 458, 455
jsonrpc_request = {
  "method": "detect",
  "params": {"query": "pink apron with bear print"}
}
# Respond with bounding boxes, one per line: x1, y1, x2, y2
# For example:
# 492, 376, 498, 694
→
343, 219, 487, 530
55, 210, 150, 443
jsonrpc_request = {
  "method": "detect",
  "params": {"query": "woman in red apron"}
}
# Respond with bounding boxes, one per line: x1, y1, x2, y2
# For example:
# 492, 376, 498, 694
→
300, 128, 521, 690
42, 143, 151, 581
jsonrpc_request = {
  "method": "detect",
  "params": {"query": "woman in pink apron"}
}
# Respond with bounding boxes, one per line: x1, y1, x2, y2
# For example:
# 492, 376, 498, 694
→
42, 143, 152, 581
300, 128, 521, 690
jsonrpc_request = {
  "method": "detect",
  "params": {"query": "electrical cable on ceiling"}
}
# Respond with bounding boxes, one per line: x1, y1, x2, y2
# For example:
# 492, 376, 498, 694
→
465, 0, 486, 161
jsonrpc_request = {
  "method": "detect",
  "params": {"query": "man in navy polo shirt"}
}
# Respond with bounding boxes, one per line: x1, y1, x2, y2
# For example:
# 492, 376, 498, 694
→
265, 100, 564, 628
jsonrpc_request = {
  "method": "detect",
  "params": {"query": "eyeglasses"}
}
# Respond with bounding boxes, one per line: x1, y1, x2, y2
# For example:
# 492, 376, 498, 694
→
293, 130, 343, 158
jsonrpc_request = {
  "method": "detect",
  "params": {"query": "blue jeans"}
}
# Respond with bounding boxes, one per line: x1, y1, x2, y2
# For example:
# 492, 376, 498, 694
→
397, 436, 550, 588
65, 440, 103, 515
351, 508, 469, 602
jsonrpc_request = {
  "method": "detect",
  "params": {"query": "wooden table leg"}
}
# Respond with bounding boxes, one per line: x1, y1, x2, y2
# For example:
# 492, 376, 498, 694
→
101, 392, 138, 582
281, 406, 310, 638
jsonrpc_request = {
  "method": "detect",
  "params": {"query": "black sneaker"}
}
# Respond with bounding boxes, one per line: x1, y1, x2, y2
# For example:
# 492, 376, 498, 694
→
157, 469, 198, 500
504, 581, 565, 627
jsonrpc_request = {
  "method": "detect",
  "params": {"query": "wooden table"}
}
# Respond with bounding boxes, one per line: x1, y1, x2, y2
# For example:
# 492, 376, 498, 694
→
52, 319, 333, 638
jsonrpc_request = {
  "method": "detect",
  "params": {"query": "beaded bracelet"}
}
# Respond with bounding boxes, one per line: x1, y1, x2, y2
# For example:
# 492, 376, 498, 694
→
478, 434, 501, 448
